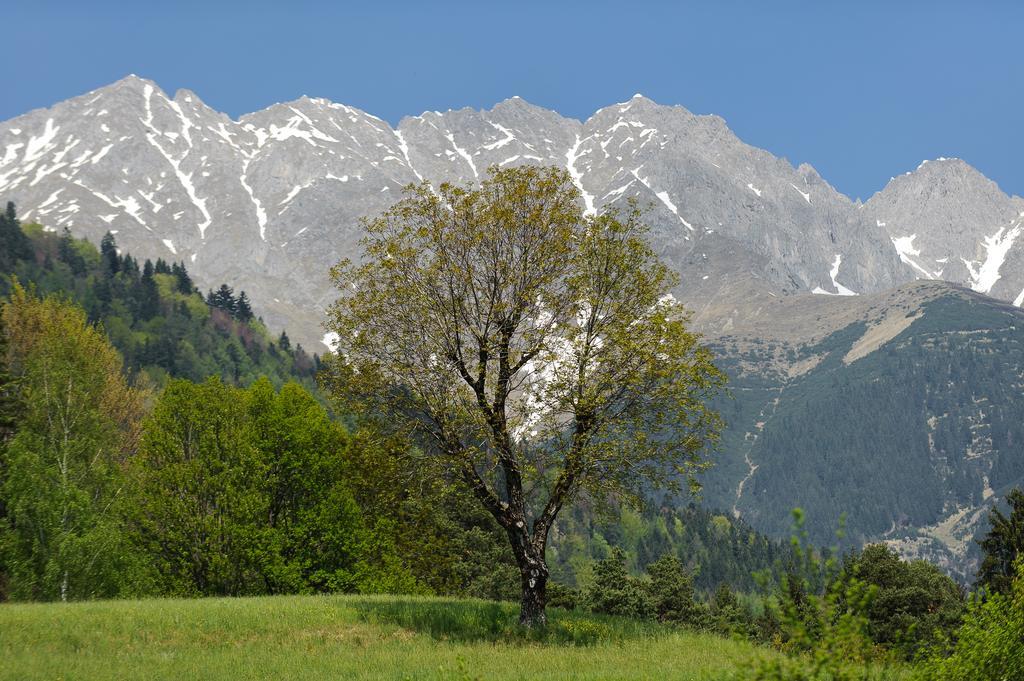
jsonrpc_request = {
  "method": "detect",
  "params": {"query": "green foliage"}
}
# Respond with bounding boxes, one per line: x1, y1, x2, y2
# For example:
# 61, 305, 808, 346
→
709, 582, 755, 636
582, 548, 653, 619
326, 165, 724, 625
839, 544, 964, 659
0, 213, 317, 391
126, 377, 417, 597
0, 285, 149, 600
0, 311, 20, 444
917, 559, 1024, 681
647, 553, 702, 624
549, 501, 804, 595
337, 428, 520, 600
743, 511, 903, 681
976, 487, 1024, 596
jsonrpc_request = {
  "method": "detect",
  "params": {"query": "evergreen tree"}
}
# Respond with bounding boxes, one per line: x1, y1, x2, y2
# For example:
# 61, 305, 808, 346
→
278, 330, 291, 352
0, 202, 32, 270
583, 549, 652, 619
138, 260, 160, 321
977, 488, 1024, 595
646, 554, 701, 624
121, 254, 139, 278
235, 291, 253, 322
208, 284, 236, 314
0, 313, 19, 445
171, 262, 193, 295
99, 232, 119, 277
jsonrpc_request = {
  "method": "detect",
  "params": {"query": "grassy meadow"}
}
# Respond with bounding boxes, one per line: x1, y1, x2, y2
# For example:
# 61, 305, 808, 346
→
0, 594, 781, 681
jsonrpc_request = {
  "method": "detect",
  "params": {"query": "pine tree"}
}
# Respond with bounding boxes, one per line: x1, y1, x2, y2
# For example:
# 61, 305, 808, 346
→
0, 312, 20, 444
139, 260, 160, 321
235, 292, 253, 322
646, 554, 701, 624
99, 232, 119, 277
121, 254, 139, 278
171, 262, 194, 295
209, 284, 236, 314
57, 228, 87, 276
278, 330, 291, 352
977, 488, 1024, 595
0, 202, 33, 270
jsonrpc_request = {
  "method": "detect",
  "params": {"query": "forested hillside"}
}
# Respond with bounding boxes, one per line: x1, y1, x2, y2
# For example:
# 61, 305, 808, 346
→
702, 284, 1024, 580
0, 201, 319, 391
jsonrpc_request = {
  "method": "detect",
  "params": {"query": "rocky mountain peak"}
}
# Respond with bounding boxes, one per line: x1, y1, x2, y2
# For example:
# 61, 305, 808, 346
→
0, 75, 1021, 349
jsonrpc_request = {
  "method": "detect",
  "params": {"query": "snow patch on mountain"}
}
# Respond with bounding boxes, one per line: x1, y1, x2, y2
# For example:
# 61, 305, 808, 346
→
813, 255, 857, 295
565, 135, 596, 216
891, 235, 934, 279
962, 220, 1022, 294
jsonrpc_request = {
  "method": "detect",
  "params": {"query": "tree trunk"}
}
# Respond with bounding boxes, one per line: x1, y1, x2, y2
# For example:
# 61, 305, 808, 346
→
518, 559, 548, 627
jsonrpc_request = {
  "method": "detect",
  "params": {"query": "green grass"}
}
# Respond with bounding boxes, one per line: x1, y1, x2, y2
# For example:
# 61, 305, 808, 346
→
0, 594, 776, 680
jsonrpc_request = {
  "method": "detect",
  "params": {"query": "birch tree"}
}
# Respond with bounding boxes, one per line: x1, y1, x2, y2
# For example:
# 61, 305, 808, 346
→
0, 283, 145, 600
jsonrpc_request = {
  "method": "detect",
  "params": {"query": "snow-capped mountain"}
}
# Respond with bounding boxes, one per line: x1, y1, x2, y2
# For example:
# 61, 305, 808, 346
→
864, 158, 1024, 303
0, 75, 1021, 348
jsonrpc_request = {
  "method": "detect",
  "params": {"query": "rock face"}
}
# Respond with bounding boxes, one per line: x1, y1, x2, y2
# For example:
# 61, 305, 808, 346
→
864, 158, 1024, 303
9, 75, 1020, 348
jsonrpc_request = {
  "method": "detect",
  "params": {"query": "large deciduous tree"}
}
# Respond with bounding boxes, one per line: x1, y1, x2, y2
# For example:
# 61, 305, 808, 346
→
325, 165, 725, 626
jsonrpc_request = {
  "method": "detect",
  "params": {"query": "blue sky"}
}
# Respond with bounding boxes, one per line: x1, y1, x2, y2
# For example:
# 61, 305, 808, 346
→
4, 1, 1021, 200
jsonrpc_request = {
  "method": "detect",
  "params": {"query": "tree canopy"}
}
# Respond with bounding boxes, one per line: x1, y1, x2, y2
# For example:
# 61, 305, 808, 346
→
325, 165, 725, 625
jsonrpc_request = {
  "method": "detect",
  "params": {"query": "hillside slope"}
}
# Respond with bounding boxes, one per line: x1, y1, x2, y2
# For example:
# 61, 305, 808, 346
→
700, 281, 1024, 579
0, 214, 319, 391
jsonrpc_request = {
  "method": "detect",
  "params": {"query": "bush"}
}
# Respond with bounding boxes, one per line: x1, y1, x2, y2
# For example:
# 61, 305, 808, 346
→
918, 558, 1024, 680
582, 549, 652, 619
647, 554, 703, 625
839, 544, 964, 659
546, 581, 579, 610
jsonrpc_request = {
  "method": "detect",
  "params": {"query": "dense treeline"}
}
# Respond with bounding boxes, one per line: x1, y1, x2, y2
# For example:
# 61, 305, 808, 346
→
0, 204, 319, 390
550, 501, 801, 594
0, 282, 516, 601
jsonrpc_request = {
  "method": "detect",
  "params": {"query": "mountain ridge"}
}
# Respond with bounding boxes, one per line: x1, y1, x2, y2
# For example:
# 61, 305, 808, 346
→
6, 74, 1019, 349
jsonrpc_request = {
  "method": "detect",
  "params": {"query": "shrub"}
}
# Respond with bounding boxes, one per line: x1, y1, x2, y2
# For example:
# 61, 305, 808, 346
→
646, 554, 703, 625
582, 549, 652, 619
839, 544, 964, 659
918, 558, 1024, 680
